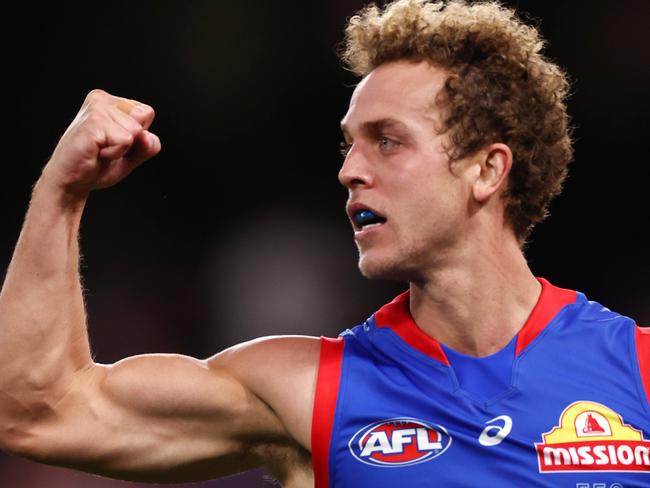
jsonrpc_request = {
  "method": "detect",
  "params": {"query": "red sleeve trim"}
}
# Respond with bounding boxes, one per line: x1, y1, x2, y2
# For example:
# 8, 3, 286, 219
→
311, 336, 344, 488
635, 326, 650, 406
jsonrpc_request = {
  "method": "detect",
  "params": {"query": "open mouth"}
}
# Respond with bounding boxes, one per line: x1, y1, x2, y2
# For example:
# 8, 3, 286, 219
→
352, 208, 387, 231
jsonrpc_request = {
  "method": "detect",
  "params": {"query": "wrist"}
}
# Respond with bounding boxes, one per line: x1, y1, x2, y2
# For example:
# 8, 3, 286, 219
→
33, 173, 89, 214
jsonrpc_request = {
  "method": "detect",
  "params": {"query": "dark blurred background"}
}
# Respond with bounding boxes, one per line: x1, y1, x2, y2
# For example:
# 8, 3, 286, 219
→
1, 1, 648, 486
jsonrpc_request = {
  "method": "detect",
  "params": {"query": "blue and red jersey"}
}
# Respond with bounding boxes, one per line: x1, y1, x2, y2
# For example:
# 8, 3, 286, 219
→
312, 278, 650, 487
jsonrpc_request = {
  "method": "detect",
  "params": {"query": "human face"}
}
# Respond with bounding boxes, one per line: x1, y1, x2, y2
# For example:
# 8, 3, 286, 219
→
339, 61, 473, 282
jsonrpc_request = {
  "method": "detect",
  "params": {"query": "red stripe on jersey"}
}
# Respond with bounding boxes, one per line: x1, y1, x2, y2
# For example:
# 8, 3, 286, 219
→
515, 278, 577, 356
635, 326, 650, 406
312, 336, 344, 488
374, 291, 450, 366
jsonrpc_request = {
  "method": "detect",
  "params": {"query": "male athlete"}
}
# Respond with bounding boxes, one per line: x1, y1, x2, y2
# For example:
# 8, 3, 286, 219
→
0, 0, 648, 487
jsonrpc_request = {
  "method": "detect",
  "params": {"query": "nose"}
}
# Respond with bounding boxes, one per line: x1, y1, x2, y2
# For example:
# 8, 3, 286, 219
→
338, 145, 372, 189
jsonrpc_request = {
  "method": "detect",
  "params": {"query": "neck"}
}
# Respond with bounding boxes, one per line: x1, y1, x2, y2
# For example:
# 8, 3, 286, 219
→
408, 232, 541, 358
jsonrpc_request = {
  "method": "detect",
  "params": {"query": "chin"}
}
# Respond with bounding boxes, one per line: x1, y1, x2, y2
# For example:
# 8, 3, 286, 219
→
358, 253, 412, 282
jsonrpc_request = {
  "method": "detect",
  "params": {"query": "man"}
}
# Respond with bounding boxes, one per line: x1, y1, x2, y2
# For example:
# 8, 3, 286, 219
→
0, 1, 648, 487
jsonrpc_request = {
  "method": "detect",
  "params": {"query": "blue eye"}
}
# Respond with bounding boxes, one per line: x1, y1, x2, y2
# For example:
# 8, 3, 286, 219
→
380, 137, 399, 151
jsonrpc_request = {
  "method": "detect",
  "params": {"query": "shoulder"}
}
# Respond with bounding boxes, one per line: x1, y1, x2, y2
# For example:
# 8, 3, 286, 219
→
208, 335, 325, 452
565, 292, 636, 328
211, 335, 322, 380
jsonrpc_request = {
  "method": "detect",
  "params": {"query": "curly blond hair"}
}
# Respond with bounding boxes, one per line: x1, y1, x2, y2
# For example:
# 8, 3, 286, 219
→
340, 0, 573, 243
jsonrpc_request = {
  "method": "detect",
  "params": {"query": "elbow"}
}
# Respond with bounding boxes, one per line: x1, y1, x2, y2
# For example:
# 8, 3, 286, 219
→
0, 416, 70, 465
0, 392, 60, 461
0, 418, 47, 460
0, 366, 100, 462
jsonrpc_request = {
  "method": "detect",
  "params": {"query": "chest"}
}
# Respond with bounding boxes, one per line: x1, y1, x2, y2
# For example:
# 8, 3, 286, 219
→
327, 330, 650, 487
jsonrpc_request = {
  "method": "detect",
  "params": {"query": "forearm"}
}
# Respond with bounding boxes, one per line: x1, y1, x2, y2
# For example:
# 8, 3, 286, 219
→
0, 90, 184, 469
0, 176, 93, 428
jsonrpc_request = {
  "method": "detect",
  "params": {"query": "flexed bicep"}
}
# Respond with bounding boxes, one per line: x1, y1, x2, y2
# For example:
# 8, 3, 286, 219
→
23, 352, 289, 484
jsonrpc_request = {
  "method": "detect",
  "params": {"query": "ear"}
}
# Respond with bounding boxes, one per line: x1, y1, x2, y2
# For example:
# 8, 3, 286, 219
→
471, 143, 513, 203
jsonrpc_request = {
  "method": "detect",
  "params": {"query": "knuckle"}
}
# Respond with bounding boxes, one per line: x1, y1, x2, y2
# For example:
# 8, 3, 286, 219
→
85, 89, 107, 103
83, 111, 104, 126
112, 130, 134, 149
134, 103, 155, 120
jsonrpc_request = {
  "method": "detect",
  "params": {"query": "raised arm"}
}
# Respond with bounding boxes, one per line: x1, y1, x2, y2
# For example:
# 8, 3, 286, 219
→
0, 90, 320, 484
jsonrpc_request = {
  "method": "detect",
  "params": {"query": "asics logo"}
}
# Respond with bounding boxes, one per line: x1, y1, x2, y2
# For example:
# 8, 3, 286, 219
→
479, 415, 513, 446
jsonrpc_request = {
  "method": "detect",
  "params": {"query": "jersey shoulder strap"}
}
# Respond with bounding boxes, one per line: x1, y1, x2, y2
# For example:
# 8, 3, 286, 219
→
312, 336, 344, 488
635, 325, 650, 407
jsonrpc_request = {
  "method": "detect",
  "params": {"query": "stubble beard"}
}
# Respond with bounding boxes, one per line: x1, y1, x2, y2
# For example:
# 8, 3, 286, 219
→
356, 228, 446, 283
356, 243, 419, 283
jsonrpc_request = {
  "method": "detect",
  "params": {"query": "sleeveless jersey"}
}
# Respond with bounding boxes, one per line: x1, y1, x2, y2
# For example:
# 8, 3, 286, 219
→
312, 278, 650, 487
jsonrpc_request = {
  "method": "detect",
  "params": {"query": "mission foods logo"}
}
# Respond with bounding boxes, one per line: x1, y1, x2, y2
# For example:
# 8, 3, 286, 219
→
536, 401, 650, 473
348, 418, 452, 467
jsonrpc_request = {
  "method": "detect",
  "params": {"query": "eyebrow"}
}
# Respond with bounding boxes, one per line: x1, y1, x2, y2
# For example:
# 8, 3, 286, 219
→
340, 118, 410, 138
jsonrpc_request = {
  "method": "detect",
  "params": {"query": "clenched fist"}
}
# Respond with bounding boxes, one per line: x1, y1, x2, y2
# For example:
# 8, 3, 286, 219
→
41, 89, 161, 198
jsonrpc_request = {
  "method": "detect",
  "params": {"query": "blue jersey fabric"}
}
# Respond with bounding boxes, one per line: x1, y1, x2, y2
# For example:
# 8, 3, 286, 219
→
322, 280, 650, 487
441, 334, 517, 401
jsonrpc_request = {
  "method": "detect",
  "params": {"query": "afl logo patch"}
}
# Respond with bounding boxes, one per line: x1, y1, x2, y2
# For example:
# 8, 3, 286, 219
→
348, 417, 452, 467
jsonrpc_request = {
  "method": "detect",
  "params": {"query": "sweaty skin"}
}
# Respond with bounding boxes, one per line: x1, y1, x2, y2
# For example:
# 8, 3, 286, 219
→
0, 61, 541, 486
